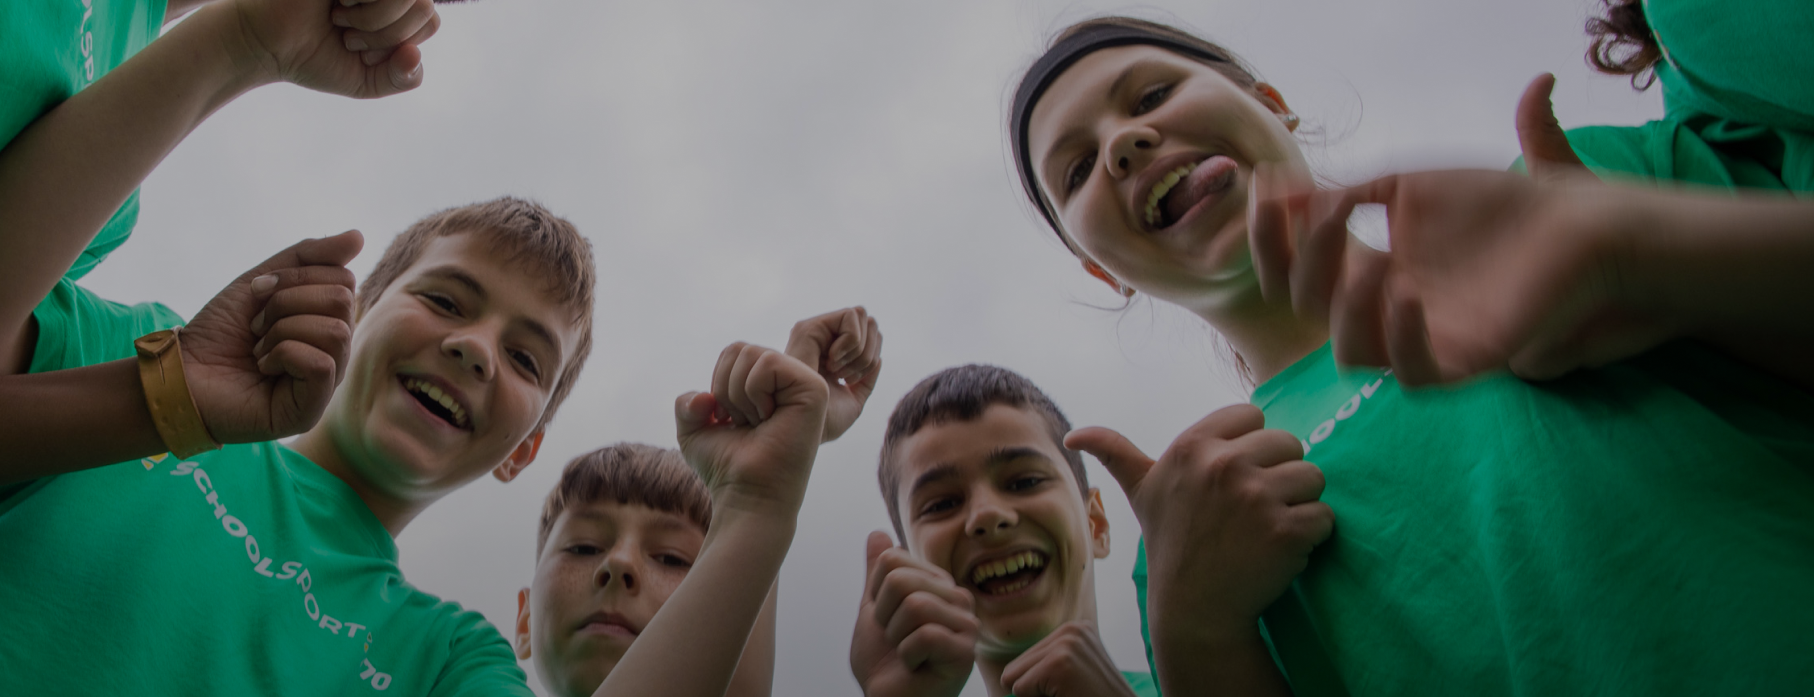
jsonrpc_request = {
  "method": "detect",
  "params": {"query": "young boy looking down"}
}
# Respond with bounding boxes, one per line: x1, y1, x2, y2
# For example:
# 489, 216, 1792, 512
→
1, 197, 596, 696
851, 365, 1333, 697
517, 308, 884, 697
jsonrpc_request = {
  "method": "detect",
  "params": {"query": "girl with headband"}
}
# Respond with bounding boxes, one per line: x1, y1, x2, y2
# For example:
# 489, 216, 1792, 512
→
1011, 14, 1814, 697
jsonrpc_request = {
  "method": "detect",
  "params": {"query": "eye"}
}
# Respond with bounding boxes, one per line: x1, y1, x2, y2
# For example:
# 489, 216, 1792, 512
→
1064, 153, 1096, 195
1005, 474, 1047, 492
565, 543, 602, 556
654, 553, 692, 569
421, 293, 461, 316
918, 496, 959, 518
1133, 83, 1172, 115
510, 348, 542, 380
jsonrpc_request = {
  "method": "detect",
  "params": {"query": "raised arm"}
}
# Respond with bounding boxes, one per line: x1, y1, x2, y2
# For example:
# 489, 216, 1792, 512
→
0, 0, 438, 375
590, 343, 829, 697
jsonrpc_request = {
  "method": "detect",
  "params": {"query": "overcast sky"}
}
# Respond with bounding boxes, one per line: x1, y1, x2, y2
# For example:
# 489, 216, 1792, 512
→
83, 0, 1662, 693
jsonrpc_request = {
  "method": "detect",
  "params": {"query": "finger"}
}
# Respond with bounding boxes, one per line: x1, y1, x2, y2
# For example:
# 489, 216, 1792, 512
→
874, 567, 971, 625
1064, 426, 1154, 497
711, 343, 742, 424
253, 315, 353, 376
724, 344, 763, 426
1263, 459, 1328, 505
673, 391, 719, 440
333, 0, 420, 33
745, 350, 787, 422
252, 284, 355, 337
883, 591, 980, 647
381, 43, 425, 94
1180, 402, 1267, 442
785, 312, 835, 370
827, 307, 867, 375
256, 340, 339, 431
1229, 427, 1307, 469
1330, 246, 1390, 367
1247, 161, 1294, 303
863, 531, 893, 588
896, 623, 975, 674
1515, 73, 1588, 182
345, 0, 436, 58
1292, 190, 1358, 321
1291, 500, 1336, 546
243, 231, 364, 283
1383, 283, 1442, 387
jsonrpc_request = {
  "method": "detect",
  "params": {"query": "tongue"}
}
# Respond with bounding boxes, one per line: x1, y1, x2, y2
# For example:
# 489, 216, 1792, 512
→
1161, 155, 1239, 226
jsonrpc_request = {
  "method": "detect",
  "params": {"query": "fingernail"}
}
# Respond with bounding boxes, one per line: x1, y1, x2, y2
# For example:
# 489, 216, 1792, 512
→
346, 36, 367, 51
250, 311, 267, 335
331, 12, 350, 27
251, 274, 278, 295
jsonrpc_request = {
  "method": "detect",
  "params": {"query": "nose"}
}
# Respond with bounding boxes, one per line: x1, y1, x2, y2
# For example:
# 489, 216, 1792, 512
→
594, 547, 639, 593
965, 489, 1018, 538
442, 325, 498, 381
1103, 124, 1161, 180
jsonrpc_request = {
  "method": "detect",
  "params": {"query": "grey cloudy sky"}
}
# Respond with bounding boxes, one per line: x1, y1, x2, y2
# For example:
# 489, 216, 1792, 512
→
83, 0, 1661, 693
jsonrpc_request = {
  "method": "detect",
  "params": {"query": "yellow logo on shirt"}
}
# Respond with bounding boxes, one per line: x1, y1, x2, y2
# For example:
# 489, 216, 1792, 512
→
141, 453, 170, 470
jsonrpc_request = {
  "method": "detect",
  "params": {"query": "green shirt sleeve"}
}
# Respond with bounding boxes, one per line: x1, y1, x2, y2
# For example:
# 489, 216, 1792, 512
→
425, 611, 534, 697
28, 276, 183, 374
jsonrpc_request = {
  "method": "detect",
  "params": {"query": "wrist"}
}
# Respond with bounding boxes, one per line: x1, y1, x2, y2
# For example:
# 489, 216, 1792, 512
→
185, 1, 283, 92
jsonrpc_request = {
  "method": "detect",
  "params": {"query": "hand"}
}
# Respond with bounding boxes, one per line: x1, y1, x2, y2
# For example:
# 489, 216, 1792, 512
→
1253, 74, 1671, 385
1066, 405, 1332, 642
785, 306, 883, 442
999, 621, 1135, 697
182, 230, 363, 444
674, 342, 828, 516
850, 531, 978, 697
225, 0, 441, 97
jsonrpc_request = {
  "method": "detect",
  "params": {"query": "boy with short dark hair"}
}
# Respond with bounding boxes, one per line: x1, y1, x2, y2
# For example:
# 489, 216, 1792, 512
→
515, 308, 884, 697
851, 364, 1332, 697
1, 196, 596, 696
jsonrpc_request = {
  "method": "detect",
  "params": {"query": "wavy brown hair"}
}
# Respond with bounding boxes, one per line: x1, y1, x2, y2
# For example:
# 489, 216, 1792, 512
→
1586, 0, 1662, 89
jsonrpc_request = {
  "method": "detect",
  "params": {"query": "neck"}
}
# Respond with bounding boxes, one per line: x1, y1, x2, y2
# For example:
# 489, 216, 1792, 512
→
974, 578, 1102, 697
1187, 281, 1328, 385
290, 425, 425, 537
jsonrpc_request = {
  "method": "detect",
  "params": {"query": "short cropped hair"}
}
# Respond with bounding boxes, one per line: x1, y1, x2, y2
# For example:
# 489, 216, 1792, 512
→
535, 443, 713, 555
878, 365, 1088, 542
356, 196, 595, 433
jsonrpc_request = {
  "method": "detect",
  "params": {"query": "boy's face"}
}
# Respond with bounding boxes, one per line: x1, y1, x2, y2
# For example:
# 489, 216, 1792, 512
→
324, 232, 580, 499
894, 404, 1110, 657
517, 502, 705, 697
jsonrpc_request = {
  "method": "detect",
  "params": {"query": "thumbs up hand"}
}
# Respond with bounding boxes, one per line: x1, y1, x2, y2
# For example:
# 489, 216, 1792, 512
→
1065, 404, 1332, 641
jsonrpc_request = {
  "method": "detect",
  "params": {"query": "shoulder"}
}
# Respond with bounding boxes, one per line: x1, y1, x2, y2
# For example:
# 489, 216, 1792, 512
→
410, 594, 533, 697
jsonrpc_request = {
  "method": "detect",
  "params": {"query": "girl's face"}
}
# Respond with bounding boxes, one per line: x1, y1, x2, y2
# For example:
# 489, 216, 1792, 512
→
1026, 45, 1311, 310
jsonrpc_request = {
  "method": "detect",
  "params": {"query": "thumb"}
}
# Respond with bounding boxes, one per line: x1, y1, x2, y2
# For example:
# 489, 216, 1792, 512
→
1064, 427, 1154, 498
864, 530, 893, 577
386, 43, 425, 93
1515, 74, 1588, 182
256, 230, 364, 275
674, 391, 717, 439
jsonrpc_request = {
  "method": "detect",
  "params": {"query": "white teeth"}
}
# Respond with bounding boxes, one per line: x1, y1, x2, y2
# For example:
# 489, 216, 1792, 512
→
1143, 163, 1198, 227
969, 551, 1049, 589
405, 378, 469, 428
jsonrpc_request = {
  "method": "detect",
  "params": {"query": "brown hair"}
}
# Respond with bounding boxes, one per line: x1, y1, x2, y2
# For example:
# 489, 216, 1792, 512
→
878, 365, 1088, 543
535, 443, 713, 554
1586, 0, 1662, 89
356, 196, 596, 434
1048, 17, 1261, 92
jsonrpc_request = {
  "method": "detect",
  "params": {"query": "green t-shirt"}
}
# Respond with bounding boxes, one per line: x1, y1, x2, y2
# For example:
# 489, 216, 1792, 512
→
0, 0, 165, 280
0, 282, 533, 697
1134, 343, 1814, 696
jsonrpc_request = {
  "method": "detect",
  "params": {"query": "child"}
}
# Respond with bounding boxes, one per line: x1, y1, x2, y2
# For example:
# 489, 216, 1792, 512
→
1, 0, 441, 383
1, 196, 596, 696
849, 365, 1329, 697
515, 307, 883, 697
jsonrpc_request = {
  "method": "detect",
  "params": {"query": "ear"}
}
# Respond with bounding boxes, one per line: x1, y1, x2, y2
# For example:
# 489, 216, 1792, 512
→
494, 431, 544, 483
514, 587, 533, 660
1081, 260, 1124, 294
1253, 83, 1298, 132
1086, 488, 1111, 559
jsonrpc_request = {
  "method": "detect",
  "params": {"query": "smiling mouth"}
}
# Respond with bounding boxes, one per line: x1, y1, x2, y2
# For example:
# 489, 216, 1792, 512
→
1143, 155, 1239, 230
969, 550, 1049, 596
401, 376, 471, 430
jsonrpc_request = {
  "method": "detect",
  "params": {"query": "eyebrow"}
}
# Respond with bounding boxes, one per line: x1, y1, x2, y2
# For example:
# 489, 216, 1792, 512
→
420, 265, 564, 369
906, 447, 1049, 499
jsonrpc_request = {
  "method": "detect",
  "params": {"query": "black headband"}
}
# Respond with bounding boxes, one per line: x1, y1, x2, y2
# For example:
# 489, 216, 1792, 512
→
1010, 24, 1230, 239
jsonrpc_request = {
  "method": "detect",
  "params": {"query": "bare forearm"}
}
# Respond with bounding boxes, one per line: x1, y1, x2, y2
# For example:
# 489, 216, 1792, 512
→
593, 509, 796, 697
0, 2, 268, 367
0, 359, 168, 484
727, 581, 779, 697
